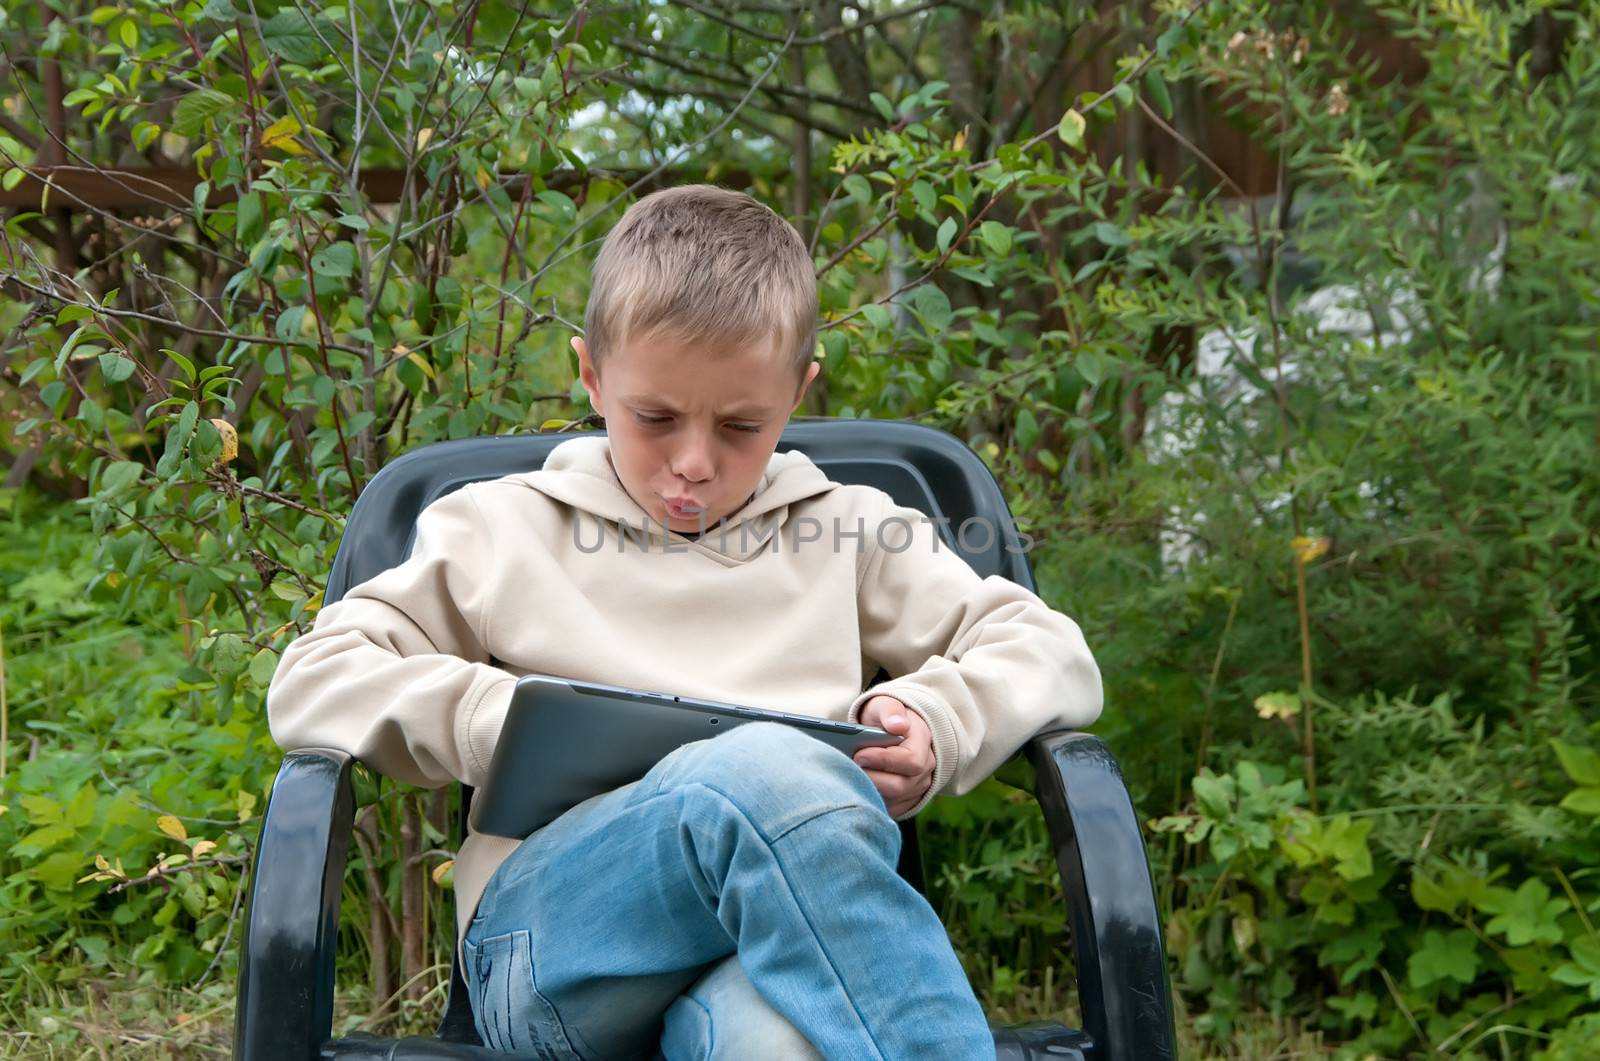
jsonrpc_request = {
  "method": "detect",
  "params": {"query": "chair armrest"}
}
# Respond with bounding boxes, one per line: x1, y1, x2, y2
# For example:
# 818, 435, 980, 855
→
1026, 730, 1176, 1061
235, 747, 356, 1061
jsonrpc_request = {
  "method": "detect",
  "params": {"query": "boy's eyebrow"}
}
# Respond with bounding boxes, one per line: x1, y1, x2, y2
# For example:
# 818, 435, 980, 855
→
620, 395, 775, 417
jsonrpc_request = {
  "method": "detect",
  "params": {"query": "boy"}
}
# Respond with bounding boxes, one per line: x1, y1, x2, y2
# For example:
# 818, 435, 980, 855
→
267, 185, 1103, 1059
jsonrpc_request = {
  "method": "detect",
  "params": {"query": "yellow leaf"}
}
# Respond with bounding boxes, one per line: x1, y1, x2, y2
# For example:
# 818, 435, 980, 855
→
416, 126, 434, 150
1254, 691, 1301, 720
190, 839, 217, 858
952, 125, 968, 153
431, 859, 454, 886
404, 350, 435, 380
209, 418, 238, 464
540, 418, 573, 431
260, 115, 305, 155
1292, 535, 1330, 564
475, 166, 490, 189
95, 853, 111, 872
1057, 110, 1086, 149
157, 815, 187, 841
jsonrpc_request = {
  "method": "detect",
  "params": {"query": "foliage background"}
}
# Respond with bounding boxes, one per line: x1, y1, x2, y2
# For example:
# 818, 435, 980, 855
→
1, 0, 1598, 1056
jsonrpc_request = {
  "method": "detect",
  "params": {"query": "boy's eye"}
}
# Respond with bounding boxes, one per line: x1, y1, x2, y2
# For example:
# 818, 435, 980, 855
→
632, 412, 762, 433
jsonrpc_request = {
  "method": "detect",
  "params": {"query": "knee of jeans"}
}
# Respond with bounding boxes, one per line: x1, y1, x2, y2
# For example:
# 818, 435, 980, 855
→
679, 722, 890, 839
694, 956, 824, 1060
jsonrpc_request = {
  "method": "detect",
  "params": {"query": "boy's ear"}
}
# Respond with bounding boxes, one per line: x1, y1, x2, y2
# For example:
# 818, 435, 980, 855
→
573, 337, 601, 406
792, 359, 821, 411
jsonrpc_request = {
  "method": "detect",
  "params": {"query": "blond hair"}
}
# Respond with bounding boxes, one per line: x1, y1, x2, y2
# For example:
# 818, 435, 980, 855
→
583, 185, 817, 386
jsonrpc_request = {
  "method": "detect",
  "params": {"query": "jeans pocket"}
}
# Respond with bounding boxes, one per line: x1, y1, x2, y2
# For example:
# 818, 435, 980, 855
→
464, 928, 585, 1060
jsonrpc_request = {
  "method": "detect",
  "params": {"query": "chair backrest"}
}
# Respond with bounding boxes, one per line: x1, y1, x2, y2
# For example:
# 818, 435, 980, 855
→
325, 418, 1036, 605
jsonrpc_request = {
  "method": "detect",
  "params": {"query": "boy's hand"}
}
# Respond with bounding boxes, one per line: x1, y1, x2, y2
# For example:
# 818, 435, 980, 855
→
853, 696, 935, 818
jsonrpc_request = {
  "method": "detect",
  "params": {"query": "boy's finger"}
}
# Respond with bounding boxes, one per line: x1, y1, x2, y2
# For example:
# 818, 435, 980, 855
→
862, 768, 918, 802
855, 744, 930, 776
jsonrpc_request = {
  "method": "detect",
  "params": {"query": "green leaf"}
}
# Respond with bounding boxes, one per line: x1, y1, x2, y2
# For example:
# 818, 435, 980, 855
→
275, 305, 308, 342
208, 633, 249, 676
911, 285, 952, 329
936, 216, 957, 255
1560, 787, 1600, 816
1407, 929, 1480, 989
1, 168, 23, 192
1479, 879, 1568, 946
236, 192, 262, 243
1015, 408, 1039, 450
869, 92, 895, 122
99, 460, 143, 496
1552, 739, 1600, 786
56, 304, 95, 326
248, 647, 279, 687
174, 400, 199, 445
861, 303, 892, 333
842, 174, 872, 207
262, 9, 325, 65
1412, 872, 1462, 913
53, 325, 90, 372
911, 180, 936, 216
1144, 71, 1173, 118
1192, 772, 1233, 818
1156, 22, 1186, 58
171, 89, 237, 137
164, 348, 196, 384
99, 351, 136, 384
1092, 221, 1130, 247
535, 190, 576, 225
310, 242, 355, 278
192, 179, 210, 224
979, 220, 1012, 257
62, 88, 100, 109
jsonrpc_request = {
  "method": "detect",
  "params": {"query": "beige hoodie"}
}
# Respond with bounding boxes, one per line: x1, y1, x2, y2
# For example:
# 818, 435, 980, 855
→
266, 435, 1103, 954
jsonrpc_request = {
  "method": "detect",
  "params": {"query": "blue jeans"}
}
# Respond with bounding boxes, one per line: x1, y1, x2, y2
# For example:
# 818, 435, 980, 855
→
462, 722, 994, 1060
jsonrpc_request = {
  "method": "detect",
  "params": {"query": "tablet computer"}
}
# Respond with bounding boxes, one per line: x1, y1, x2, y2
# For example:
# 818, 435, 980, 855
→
469, 674, 906, 839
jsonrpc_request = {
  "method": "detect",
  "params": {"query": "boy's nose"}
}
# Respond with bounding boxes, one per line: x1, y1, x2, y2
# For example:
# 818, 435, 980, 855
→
671, 433, 716, 484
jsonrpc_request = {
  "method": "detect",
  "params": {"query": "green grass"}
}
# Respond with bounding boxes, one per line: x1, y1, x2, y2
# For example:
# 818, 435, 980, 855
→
0, 975, 1338, 1059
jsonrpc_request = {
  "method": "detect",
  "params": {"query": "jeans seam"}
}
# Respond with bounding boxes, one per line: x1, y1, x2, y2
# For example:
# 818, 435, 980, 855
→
467, 929, 589, 1061
689, 781, 892, 1061
687, 993, 714, 1059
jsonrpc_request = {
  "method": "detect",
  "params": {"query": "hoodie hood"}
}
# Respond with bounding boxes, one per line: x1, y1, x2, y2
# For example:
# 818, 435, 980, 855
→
505, 434, 839, 563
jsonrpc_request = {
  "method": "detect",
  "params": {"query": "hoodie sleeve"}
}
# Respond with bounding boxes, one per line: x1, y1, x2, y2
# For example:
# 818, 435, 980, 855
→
266, 484, 517, 789
845, 494, 1103, 817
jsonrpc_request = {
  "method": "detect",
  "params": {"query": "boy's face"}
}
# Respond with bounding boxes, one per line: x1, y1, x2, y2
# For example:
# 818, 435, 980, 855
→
573, 332, 821, 534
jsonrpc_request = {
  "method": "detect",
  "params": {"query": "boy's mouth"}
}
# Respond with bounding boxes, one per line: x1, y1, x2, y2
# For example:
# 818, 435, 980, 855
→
662, 496, 705, 519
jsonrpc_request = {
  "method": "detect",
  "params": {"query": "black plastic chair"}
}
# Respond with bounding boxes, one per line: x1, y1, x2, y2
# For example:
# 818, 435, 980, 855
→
236, 418, 1176, 1061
